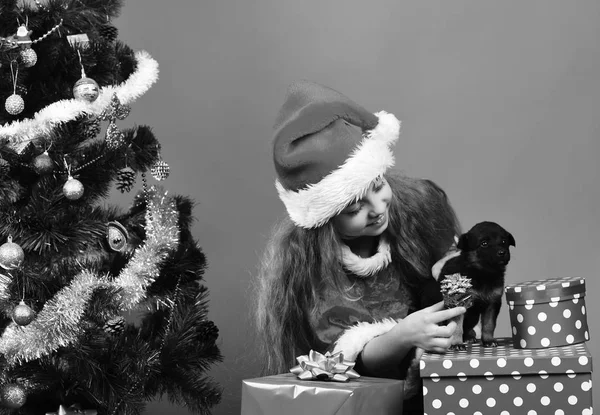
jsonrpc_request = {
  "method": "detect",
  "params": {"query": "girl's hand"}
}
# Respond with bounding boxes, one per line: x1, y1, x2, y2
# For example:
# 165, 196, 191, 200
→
394, 301, 466, 353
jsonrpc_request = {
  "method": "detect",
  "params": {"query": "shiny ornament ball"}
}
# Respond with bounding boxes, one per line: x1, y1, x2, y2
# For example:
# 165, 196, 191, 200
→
107, 221, 128, 252
73, 77, 100, 102
19, 48, 37, 67
0, 237, 24, 270
12, 300, 35, 326
5, 94, 24, 115
150, 160, 170, 181
33, 151, 54, 175
0, 383, 26, 409
63, 176, 84, 200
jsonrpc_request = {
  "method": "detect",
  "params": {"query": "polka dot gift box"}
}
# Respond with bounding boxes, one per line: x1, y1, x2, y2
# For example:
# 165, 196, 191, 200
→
420, 338, 593, 415
505, 277, 589, 349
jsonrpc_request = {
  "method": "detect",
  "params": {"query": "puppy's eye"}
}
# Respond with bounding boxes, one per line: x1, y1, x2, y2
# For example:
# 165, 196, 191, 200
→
480, 241, 489, 248
501, 239, 506, 245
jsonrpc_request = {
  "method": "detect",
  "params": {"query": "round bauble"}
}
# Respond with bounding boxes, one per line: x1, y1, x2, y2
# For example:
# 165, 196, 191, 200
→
150, 160, 170, 181
0, 237, 24, 270
20, 48, 37, 67
33, 151, 54, 175
107, 221, 128, 252
5, 94, 24, 116
12, 300, 35, 326
73, 77, 100, 102
63, 176, 84, 200
0, 383, 26, 409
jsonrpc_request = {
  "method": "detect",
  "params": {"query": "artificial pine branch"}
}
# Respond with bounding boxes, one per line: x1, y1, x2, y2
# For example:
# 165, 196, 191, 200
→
0, 0, 221, 412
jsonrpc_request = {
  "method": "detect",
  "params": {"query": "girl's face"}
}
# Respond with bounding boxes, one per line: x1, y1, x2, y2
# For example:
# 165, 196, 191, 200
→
332, 176, 393, 240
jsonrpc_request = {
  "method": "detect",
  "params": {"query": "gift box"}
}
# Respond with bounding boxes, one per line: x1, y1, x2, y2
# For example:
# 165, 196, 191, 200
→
505, 277, 589, 348
420, 338, 593, 415
241, 373, 404, 415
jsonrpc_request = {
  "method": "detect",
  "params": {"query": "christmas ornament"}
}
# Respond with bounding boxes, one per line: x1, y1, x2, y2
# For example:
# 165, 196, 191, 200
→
33, 150, 54, 175
0, 158, 9, 177
105, 121, 125, 149
63, 176, 84, 200
0, 383, 26, 409
78, 116, 101, 140
46, 403, 97, 415
73, 77, 99, 103
15, 24, 33, 48
150, 159, 170, 181
5, 62, 24, 115
116, 166, 136, 193
5, 94, 24, 116
12, 300, 35, 326
98, 24, 119, 43
198, 321, 219, 342
0, 236, 25, 270
103, 316, 125, 335
106, 221, 128, 252
66, 33, 90, 50
98, 93, 131, 121
73, 50, 99, 102
20, 47, 37, 68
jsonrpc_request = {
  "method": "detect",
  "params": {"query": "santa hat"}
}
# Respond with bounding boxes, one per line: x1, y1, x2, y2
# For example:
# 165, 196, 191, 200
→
273, 81, 401, 228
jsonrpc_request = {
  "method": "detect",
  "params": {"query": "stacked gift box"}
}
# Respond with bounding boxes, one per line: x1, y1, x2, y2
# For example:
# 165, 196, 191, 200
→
241, 351, 404, 414
421, 276, 593, 415
241, 277, 593, 414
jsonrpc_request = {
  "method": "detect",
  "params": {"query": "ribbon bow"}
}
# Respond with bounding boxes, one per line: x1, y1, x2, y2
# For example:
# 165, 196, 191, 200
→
290, 350, 360, 382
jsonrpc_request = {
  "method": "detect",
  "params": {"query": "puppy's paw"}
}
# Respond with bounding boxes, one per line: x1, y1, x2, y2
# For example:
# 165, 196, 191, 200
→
463, 332, 477, 343
449, 343, 467, 351
482, 339, 498, 347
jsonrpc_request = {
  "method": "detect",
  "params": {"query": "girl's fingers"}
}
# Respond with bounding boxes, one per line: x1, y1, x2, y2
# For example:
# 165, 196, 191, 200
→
436, 320, 457, 337
421, 300, 445, 313
430, 306, 466, 324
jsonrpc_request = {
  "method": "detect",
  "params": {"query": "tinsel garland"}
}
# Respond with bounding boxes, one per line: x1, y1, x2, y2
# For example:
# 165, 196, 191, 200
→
0, 51, 159, 153
0, 272, 12, 302
111, 189, 180, 311
0, 188, 179, 365
0, 270, 98, 364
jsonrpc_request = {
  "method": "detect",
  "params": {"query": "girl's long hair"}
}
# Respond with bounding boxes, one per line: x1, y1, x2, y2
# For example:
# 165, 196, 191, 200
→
254, 171, 460, 374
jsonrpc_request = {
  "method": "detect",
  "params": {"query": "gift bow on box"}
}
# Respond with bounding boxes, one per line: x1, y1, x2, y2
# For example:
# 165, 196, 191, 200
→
290, 350, 360, 382
45, 404, 97, 415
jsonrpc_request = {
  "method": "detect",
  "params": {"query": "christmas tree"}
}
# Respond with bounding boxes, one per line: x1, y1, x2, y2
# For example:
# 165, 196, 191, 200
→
0, 0, 222, 414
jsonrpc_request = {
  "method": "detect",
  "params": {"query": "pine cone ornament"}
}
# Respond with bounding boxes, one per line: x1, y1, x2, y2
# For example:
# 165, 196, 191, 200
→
98, 24, 119, 43
197, 321, 219, 342
150, 159, 170, 181
78, 116, 101, 140
116, 167, 136, 193
103, 316, 125, 335
0, 158, 9, 177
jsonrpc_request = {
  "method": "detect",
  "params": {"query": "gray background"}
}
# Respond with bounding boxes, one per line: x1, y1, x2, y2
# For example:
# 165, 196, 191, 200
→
109, 0, 600, 413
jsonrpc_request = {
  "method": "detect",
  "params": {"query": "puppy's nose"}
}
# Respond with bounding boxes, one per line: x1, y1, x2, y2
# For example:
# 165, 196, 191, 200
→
498, 249, 506, 257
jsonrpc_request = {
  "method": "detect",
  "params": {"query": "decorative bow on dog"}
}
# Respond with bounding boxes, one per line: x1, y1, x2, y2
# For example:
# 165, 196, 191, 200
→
290, 350, 360, 382
45, 404, 97, 415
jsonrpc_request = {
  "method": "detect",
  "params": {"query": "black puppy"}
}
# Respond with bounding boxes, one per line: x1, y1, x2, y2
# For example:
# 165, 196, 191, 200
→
438, 221, 515, 348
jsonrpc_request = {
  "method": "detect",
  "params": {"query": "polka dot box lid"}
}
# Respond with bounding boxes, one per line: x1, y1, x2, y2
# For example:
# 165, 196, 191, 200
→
505, 276, 585, 305
420, 338, 591, 378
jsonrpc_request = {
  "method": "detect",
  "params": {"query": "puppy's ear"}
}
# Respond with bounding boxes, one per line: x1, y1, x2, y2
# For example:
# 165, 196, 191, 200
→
507, 232, 516, 247
457, 233, 469, 250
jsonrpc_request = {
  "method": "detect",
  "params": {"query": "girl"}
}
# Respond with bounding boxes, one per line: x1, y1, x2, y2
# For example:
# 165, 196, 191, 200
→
255, 81, 465, 413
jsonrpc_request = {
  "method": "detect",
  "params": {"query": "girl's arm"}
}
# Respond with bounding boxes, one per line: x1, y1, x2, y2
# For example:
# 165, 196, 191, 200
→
353, 301, 465, 377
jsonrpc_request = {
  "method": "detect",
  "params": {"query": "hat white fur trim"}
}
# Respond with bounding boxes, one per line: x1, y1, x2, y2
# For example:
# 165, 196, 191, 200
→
332, 318, 397, 362
276, 111, 400, 229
